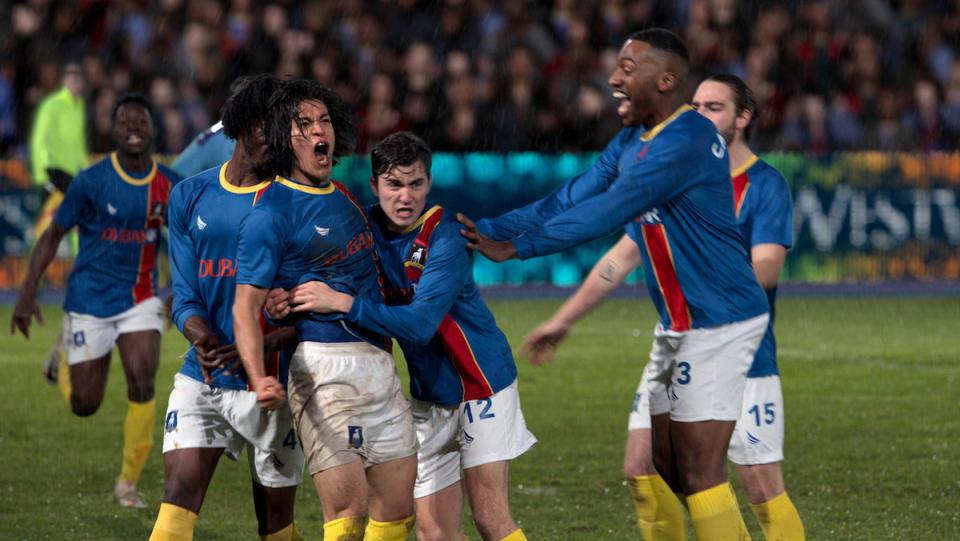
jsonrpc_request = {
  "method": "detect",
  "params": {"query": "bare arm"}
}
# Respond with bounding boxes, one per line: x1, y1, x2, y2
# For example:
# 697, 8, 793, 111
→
233, 284, 284, 409
751, 243, 787, 290
520, 234, 643, 365
11, 223, 67, 338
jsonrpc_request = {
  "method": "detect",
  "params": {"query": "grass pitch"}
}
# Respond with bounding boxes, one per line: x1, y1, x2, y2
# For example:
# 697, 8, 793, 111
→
1, 296, 958, 540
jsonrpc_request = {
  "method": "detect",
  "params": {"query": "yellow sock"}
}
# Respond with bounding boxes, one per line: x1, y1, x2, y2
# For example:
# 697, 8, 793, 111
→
499, 529, 527, 540
57, 347, 71, 405
627, 475, 686, 540
149, 503, 197, 541
260, 521, 304, 541
323, 516, 364, 541
687, 482, 751, 541
119, 398, 155, 485
750, 492, 805, 541
364, 514, 415, 541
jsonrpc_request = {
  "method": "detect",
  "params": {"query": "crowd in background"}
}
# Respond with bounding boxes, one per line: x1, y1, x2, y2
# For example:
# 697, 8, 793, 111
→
3, 0, 960, 161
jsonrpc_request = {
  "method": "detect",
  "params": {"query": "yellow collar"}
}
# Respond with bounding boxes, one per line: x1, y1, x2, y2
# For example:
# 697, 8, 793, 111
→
640, 104, 693, 142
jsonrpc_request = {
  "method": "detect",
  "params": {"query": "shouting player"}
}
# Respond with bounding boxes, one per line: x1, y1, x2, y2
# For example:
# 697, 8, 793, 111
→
271, 132, 537, 541
458, 29, 769, 541
232, 79, 418, 541
12, 93, 181, 508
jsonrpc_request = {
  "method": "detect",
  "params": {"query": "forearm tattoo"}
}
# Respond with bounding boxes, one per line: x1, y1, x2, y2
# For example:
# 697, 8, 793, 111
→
599, 258, 619, 283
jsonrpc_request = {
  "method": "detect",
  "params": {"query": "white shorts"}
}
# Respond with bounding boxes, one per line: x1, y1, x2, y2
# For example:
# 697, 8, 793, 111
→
65, 296, 164, 365
627, 357, 659, 431
628, 314, 769, 424
412, 379, 537, 499
727, 375, 785, 465
287, 341, 418, 475
161, 374, 305, 488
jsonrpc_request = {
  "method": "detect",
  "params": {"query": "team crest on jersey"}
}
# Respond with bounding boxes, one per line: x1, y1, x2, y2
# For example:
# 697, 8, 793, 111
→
638, 208, 662, 225
72, 330, 86, 346
348, 426, 363, 448
408, 245, 425, 266
164, 411, 178, 432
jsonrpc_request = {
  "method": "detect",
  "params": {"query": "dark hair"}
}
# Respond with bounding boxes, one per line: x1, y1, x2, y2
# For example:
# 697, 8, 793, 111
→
265, 78, 356, 175
111, 92, 155, 127
705, 73, 758, 140
221, 74, 283, 139
370, 131, 432, 178
628, 28, 690, 70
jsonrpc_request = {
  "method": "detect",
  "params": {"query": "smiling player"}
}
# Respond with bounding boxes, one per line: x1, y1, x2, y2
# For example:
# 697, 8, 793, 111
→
12, 93, 181, 508
458, 29, 770, 541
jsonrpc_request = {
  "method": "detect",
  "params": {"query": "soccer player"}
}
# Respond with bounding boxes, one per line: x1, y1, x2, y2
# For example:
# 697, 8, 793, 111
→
149, 74, 306, 541
691, 74, 804, 540
272, 132, 536, 541
458, 29, 769, 541
11, 93, 181, 508
232, 79, 418, 541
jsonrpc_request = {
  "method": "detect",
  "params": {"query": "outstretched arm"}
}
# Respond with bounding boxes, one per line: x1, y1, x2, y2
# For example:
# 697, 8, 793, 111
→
521, 234, 642, 365
11, 223, 67, 338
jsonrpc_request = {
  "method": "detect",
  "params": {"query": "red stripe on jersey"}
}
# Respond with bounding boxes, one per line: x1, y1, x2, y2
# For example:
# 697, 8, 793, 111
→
253, 183, 271, 206
641, 223, 691, 331
437, 316, 494, 401
404, 208, 444, 282
732, 172, 750, 219
133, 170, 170, 304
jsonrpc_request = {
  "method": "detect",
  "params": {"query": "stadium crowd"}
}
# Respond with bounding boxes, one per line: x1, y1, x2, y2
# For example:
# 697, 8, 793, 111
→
3, 0, 960, 161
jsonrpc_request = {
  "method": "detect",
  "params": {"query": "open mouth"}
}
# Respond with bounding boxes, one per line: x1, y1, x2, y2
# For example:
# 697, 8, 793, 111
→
127, 134, 144, 145
612, 89, 631, 117
314, 141, 330, 165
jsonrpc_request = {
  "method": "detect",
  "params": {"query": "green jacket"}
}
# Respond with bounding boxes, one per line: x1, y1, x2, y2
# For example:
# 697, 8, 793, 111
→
29, 87, 88, 186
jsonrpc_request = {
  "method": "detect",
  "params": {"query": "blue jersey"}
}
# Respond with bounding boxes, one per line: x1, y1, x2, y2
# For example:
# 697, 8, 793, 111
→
168, 163, 290, 389
477, 106, 768, 331
346, 204, 516, 406
731, 156, 793, 377
170, 121, 236, 178
236, 177, 389, 348
54, 152, 181, 317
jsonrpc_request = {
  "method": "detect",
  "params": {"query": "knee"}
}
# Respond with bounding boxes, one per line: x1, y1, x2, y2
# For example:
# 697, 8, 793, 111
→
127, 380, 155, 403
624, 452, 657, 478
471, 509, 515, 541
70, 394, 101, 417
416, 522, 452, 541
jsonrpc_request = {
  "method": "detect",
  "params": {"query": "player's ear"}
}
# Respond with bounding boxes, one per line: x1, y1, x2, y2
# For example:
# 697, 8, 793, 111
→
735, 108, 752, 133
369, 175, 379, 197
658, 71, 678, 93
424, 174, 432, 193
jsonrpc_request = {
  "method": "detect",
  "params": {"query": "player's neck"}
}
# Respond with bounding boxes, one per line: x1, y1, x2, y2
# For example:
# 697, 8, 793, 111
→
225, 149, 268, 188
727, 139, 755, 173
290, 169, 330, 187
116, 150, 152, 173
645, 95, 686, 128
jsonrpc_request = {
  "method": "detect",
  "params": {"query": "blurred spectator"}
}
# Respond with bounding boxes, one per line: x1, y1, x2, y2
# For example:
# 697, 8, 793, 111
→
3, 0, 960, 156
29, 63, 87, 191
355, 72, 408, 153
901, 77, 956, 152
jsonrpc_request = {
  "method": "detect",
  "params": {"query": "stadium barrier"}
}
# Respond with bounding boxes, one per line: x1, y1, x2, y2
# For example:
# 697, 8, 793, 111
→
2, 152, 960, 290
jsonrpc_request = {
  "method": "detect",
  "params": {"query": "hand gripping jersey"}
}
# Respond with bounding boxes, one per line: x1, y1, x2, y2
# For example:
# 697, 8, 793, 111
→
476, 106, 768, 331
54, 152, 182, 317
345, 204, 517, 406
731, 156, 793, 377
236, 177, 389, 349
168, 163, 289, 389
